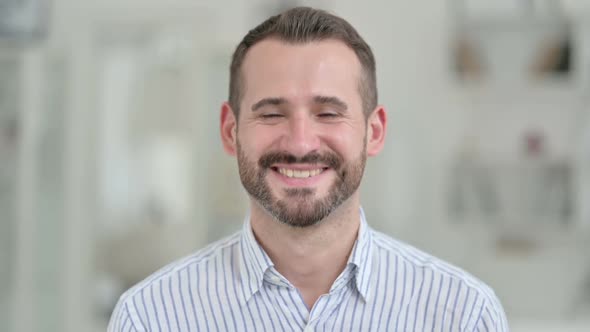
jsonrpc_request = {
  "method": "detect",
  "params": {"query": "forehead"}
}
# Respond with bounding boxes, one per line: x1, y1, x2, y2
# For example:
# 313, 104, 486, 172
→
240, 39, 363, 107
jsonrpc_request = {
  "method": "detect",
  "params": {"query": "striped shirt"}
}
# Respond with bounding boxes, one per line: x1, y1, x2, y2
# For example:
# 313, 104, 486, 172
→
108, 210, 509, 331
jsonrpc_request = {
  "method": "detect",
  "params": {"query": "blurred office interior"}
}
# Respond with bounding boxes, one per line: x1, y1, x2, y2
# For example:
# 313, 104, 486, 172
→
1, 0, 590, 331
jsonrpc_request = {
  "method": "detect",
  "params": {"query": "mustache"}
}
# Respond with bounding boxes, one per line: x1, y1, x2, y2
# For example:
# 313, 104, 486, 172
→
258, 151, 342, 170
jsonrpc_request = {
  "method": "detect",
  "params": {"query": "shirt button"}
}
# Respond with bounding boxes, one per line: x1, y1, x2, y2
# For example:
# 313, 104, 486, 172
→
271, 276, 281, 284
303, 326, 313, 332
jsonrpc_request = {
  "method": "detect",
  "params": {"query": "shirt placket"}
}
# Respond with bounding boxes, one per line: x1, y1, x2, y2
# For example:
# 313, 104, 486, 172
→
263, 269, 310, 330
305, 278, 355, 332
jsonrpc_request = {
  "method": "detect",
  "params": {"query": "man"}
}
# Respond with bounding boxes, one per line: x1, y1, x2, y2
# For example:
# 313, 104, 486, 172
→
109, 7, 509, 331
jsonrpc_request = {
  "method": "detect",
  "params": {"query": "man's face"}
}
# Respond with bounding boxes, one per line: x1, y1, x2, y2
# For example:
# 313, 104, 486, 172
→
231, 39, 371, 227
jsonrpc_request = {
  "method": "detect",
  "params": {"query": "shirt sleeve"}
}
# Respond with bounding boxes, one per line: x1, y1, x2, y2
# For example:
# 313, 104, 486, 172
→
474, 291, 510, 332
108, 295, 145, 332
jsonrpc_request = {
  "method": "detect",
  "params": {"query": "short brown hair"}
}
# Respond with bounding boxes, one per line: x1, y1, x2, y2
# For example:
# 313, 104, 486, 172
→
229, 7, 377, 118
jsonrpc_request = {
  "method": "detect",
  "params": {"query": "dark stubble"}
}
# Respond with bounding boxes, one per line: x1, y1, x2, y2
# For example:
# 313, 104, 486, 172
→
237, 141, 367, 227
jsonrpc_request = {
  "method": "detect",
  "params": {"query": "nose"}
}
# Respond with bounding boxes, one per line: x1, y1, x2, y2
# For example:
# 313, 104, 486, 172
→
280, 113, 321, 157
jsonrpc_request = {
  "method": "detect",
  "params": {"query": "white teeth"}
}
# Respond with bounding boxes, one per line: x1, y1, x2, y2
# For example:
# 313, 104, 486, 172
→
278, 168, 323, 178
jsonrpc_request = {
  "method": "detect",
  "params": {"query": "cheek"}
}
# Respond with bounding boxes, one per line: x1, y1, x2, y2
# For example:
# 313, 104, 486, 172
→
320, 125, 366, 154
238, 126, 281, 155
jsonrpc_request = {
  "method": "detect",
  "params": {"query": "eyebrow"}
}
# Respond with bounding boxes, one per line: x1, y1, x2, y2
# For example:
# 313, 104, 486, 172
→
251, 97, 288, 112
250, 95, 349, 112
313, 95, 348, 110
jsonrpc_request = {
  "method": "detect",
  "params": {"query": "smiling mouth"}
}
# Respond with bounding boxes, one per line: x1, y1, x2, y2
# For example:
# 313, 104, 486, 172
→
271, 167, 329, 179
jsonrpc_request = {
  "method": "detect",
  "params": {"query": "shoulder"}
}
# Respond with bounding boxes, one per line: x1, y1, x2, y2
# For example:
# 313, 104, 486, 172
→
372, 229, 490, 290
370, 229, 508, 327
124, 231, 240, 299
108, 231, 242, 330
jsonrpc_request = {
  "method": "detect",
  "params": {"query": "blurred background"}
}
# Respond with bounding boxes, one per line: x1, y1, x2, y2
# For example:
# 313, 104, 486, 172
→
1, 0, 590, 331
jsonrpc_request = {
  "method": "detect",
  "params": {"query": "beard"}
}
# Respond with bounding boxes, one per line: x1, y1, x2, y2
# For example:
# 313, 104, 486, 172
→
236, 141, 366, 228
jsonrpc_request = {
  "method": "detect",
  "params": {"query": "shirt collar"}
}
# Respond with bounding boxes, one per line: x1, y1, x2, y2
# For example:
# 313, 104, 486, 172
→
237, 208, 374, 304
347, 207, 374, 302
238, 216, 274, 305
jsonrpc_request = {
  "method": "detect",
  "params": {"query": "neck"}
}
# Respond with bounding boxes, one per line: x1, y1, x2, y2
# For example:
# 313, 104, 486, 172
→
249, 195, 361, 310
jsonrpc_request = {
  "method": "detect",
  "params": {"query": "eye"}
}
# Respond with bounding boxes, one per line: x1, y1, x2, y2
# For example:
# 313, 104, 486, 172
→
261, 113, 283, 119
317, 112, 339, 118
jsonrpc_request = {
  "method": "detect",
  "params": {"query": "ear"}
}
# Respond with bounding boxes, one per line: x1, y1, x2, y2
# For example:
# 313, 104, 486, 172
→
366, 105, 387, 156
220, 102, 238, 156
